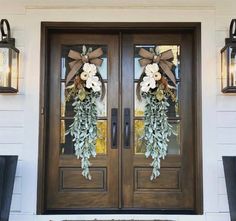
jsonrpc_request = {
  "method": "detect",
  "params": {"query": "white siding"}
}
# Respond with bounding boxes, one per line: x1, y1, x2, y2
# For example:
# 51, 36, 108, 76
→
0, 1, 235, 220
215, 7, 236, 215
0, 14, 25, 215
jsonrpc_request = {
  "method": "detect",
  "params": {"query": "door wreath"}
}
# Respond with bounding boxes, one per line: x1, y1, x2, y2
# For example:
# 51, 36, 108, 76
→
65, 45, 105, 180
136, 46, 177, 180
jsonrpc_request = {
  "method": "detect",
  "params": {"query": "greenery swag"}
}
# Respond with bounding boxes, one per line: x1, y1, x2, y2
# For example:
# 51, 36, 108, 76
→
65, 45, 105, 180
137, 46, 177, 180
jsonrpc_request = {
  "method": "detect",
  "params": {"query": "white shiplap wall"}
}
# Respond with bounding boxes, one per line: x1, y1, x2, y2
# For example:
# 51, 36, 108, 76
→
0, 2, 235, 221
216, 8, 236, 217
0, 15, 25, 214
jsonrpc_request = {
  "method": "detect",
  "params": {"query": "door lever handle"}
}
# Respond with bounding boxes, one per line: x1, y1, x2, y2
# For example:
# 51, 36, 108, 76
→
124, 108, 130, 148
112, 122, 117, 147
111, 108, 118, 149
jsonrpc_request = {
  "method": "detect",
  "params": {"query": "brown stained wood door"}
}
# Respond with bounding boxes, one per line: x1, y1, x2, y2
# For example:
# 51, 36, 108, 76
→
46, 33, 120, 209
44, 30, 199, 213
121, 33, 195, 210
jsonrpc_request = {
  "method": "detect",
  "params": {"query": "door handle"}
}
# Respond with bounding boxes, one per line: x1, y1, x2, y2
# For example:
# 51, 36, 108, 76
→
111, 108, 118, 149
124, 108, 130, 148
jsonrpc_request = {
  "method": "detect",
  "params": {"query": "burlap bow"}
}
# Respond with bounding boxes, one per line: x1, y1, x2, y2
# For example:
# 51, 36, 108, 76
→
139, 48, 176, 85
66, 48, 103, 85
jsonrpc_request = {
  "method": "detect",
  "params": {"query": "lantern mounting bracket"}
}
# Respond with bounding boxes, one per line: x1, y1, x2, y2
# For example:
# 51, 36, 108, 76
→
225, 19, 236, 44
0, 19, 15, 46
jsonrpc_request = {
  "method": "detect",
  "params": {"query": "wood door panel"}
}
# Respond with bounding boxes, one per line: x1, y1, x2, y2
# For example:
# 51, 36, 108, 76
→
46, 33, 119, 210
47, 192, 112, 209
134, 168, 180, 191
133, 192, 193, 209
122, 33, 195, 210
60, 167, 107, 191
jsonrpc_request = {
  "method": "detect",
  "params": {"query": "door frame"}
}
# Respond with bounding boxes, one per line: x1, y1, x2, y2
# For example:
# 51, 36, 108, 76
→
37, 22, 202, 215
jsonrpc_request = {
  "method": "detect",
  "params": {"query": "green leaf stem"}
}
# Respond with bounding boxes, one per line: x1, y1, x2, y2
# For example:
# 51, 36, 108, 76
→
143, 92, 176, 180
67, 92, 99, 180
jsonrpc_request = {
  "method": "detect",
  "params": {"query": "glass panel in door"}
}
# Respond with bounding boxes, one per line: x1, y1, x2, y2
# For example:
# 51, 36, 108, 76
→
134, 45, 181, 155
60, 45, 108, 155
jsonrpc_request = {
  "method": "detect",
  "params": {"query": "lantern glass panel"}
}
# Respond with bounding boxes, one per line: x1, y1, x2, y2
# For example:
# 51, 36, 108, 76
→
221, 48, 228, 90
10, 49, 19, 90
0, 48, 10, 88
229, 47, 236, 87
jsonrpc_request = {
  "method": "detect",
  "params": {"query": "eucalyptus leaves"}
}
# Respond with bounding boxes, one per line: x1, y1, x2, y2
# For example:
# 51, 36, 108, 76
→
137, 47, 177, 180
66, 46, 105, 179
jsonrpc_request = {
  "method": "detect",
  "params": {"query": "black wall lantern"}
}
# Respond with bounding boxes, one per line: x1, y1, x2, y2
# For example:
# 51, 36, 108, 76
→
221, 19, 236, 93
0, 19, 19, 93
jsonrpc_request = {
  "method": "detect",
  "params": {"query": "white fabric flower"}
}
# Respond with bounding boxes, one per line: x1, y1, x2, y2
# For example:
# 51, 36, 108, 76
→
140, 76, 156, 92
80, 72, 89, 80
153, 72, 162, 81
86, 76, 102, 92
83, 63, 97, 77
145, 63, 159, 77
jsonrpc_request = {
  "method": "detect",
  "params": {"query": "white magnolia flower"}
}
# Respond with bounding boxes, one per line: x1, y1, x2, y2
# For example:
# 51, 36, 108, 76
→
83, 63, 97, 77
145, 63, 162, 81
153, 72, 162, 81
140, 76, 156, 92
86, 76, 102, 92
145, 63, 159, 77
80, 72, 89, 80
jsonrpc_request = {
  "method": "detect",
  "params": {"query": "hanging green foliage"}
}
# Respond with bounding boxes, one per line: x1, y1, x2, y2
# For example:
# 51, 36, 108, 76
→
137, 47, 177, 180
142, 91, 176, 180
65, 45, 105, 179
66, 91, 99, 179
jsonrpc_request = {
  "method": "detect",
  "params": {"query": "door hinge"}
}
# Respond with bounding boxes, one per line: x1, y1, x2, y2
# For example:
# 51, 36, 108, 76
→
41, 107, 45, 115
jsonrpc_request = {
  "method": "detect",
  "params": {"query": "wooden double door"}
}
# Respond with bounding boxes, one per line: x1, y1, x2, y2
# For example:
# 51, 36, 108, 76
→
43, 28, 201, 213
